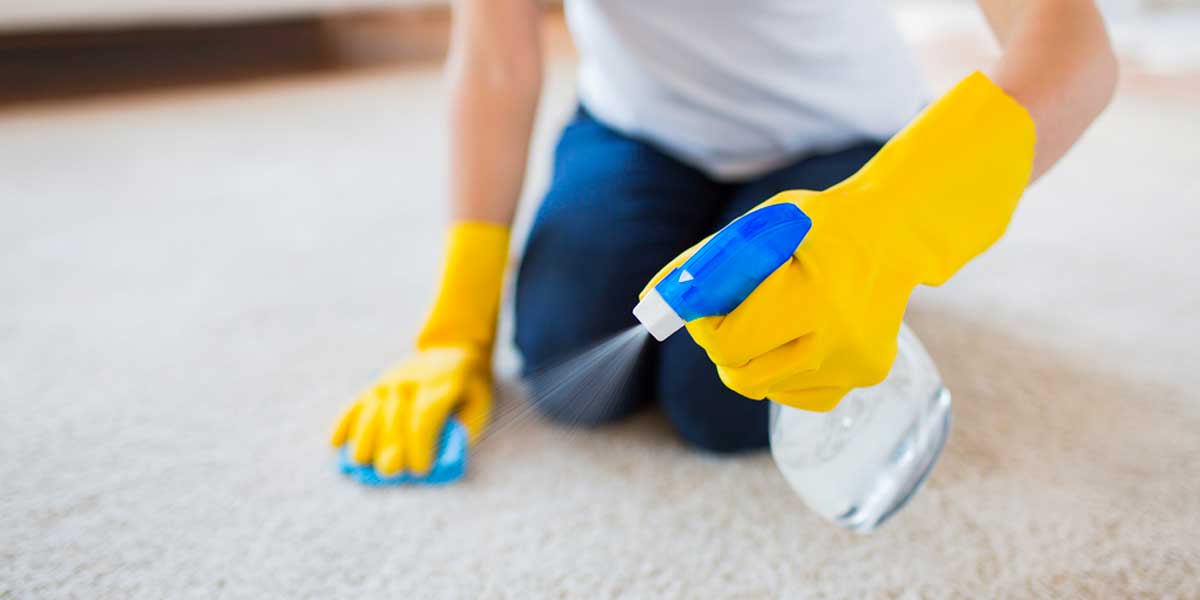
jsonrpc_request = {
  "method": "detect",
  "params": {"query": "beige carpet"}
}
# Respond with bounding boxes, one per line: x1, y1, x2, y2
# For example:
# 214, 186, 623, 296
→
3, 35, 1199, 599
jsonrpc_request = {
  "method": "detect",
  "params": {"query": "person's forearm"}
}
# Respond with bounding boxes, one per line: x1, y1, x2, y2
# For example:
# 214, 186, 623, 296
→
981, 0, 1118, 180
445, 0, 544, 225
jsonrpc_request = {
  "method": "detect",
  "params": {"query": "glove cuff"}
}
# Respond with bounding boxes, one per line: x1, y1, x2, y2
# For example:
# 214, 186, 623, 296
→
416, 221, 511, 355
834, 71, 1036, 286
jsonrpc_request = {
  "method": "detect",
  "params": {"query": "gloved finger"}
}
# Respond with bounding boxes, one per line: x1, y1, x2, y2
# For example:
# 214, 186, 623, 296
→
768, 386, 853, 412
373, 384, 410, 477
406, 378, 462, 476
349, 391, 383, 465
456, 376, 492, 444
688, 259, 823, 367
713, 333, 823, 399
329, 397, 364, 447
756, 189, 813, 209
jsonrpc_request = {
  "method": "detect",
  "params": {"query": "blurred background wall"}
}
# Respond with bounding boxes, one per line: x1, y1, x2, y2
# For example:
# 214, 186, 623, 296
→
0, 0, 441, 33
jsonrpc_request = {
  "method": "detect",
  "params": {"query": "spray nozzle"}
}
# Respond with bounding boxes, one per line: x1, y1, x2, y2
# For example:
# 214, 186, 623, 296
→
633, 202, 812, 341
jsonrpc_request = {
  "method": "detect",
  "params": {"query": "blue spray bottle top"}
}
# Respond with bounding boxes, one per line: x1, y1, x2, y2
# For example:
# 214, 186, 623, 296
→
633, 203, 812, 341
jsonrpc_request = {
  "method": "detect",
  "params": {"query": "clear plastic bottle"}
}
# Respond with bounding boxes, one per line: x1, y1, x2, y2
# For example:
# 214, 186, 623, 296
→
768, 323, 952, 532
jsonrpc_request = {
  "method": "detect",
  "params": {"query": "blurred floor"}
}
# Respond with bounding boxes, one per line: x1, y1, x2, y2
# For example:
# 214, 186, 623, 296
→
1, 7, 1198, 599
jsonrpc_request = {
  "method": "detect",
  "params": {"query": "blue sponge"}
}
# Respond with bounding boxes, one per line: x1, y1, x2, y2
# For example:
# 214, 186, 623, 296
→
337, 419, 468, 486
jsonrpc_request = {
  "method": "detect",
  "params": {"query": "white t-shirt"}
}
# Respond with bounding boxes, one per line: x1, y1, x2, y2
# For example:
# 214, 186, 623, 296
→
565, 0, 927, 181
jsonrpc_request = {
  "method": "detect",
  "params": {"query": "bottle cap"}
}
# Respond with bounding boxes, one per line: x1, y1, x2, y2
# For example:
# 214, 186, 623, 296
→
632, 288, 685, 341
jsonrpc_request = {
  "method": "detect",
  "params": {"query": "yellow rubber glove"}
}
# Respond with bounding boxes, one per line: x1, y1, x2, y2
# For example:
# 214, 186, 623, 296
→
644, 72, 1036, 412
330, 222, 509, 476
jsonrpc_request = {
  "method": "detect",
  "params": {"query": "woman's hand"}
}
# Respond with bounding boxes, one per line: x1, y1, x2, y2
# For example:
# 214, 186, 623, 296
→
331, 347, 491, 476
330, 222, 509, 482
644, 72, 1037, 412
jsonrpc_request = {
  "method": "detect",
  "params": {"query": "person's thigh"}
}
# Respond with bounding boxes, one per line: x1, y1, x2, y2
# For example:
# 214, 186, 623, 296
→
654, 142, 883, 452
515, 108, 727, 426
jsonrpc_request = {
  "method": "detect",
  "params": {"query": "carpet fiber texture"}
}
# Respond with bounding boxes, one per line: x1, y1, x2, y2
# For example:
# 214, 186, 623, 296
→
2, 54, 1199, 598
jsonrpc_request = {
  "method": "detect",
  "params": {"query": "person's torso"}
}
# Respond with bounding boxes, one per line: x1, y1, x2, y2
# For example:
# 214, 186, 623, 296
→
565, 0, 927, 180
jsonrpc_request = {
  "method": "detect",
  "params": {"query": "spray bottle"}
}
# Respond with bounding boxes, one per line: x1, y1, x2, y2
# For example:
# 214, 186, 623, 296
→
633, 203, 951, 532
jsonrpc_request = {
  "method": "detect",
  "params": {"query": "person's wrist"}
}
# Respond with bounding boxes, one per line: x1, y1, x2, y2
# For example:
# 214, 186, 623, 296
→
819, 72, 1035, 287
415, 221, 510, 354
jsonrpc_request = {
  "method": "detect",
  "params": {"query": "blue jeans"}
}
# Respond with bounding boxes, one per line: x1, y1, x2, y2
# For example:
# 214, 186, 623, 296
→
514, 107, 881, 453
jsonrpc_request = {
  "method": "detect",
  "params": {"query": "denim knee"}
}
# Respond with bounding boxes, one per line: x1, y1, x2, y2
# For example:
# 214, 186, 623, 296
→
513, 233, 656, 426
514, 313, 655, 426
655, 332, 770, 453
